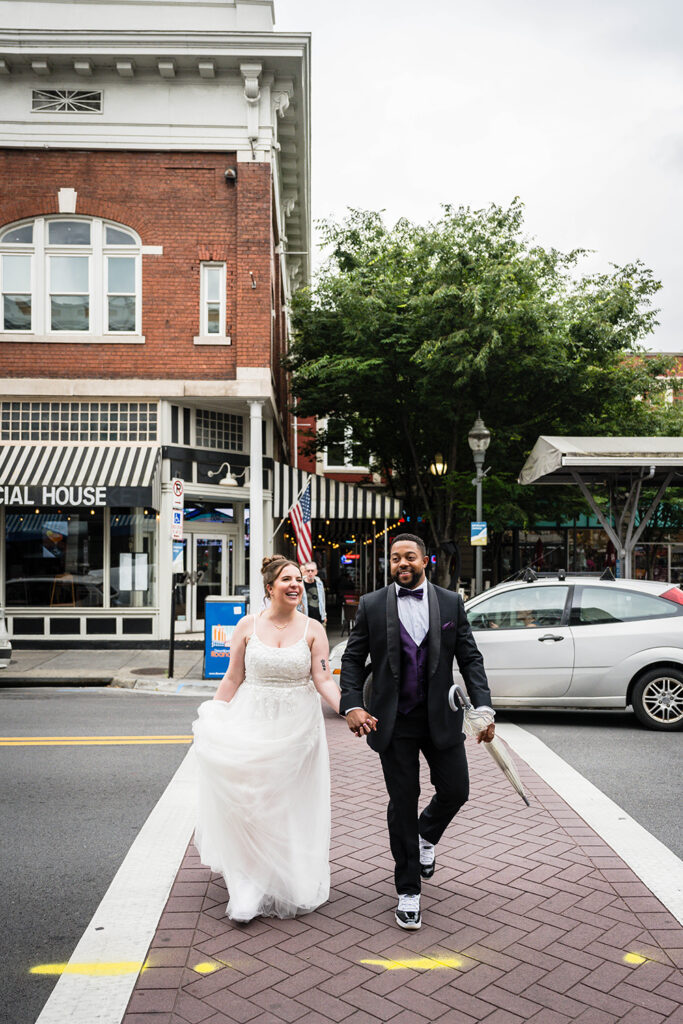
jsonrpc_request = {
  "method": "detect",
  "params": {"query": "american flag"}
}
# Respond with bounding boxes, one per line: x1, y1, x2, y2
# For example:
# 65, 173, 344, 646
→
290, 481, 312, 564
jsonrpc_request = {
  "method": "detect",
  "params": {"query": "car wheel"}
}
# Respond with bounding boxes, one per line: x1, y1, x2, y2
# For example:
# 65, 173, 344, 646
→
631, 669, 683, 731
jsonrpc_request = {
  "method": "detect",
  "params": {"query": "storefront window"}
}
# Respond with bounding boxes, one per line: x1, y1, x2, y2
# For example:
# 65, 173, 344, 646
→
110, 508, 157, 607
5, 508, 104, 607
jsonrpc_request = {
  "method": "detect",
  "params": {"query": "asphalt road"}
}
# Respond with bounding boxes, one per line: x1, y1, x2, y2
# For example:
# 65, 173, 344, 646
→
0, 687, 198, 1024
497, 706, 683, 859
2, 688, 681, 1024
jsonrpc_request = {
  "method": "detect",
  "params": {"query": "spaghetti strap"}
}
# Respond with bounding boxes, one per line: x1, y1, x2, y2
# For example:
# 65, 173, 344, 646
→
303, 617, 310, 641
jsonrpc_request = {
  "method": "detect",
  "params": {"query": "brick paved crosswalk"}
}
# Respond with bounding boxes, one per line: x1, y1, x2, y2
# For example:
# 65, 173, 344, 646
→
121, 709, 683, 1023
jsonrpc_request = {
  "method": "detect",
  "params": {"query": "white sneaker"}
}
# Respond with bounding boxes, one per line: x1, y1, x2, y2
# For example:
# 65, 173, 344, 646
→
395, 893, 421, 929
419, 835, 435, 878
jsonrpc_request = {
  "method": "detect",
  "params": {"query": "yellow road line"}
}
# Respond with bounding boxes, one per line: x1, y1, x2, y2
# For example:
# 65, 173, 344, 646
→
31, 961, 147, 977
361, 956, 463, 971
1, 735, 193, 747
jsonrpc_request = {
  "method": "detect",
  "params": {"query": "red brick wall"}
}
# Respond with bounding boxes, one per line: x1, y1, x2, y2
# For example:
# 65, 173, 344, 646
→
0, 149, 276, 380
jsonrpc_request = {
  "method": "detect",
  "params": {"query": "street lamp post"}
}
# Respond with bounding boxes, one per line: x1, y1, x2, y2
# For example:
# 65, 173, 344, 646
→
468, 415, 491, 596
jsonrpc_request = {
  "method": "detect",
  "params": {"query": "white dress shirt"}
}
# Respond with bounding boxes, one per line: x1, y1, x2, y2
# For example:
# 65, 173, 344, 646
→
395, 579, 429, 645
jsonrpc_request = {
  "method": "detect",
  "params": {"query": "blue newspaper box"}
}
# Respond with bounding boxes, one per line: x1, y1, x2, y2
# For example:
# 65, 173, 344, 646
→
204, 596, 247, 679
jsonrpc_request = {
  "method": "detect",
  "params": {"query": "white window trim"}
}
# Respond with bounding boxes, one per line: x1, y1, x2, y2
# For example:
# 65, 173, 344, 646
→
320, 417, 369, 473
195, 262, 230, 345
0, 216, 145, 343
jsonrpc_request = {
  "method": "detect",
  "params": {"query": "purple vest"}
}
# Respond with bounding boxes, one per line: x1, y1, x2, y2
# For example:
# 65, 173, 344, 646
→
398, 619, 428, 714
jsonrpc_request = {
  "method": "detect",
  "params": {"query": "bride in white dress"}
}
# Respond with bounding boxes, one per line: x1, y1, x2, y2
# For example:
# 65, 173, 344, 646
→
192, 555, 343, 922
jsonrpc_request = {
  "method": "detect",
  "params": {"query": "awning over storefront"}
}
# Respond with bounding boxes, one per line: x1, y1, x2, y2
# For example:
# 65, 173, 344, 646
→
0, 443, 161, 509
274, 463, 402, 520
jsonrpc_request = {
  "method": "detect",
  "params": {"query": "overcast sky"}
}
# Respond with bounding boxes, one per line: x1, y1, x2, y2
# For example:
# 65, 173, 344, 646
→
276, 0, 683, 352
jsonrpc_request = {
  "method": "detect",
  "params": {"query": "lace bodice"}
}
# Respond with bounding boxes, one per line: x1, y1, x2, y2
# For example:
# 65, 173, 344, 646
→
243, 620, 312, 689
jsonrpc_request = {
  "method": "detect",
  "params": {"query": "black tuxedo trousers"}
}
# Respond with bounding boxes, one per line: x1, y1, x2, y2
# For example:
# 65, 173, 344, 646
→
380, 704, 469, 894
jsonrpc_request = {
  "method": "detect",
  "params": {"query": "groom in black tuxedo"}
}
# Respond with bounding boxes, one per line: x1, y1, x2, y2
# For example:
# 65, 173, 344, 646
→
340, 534, 494, 930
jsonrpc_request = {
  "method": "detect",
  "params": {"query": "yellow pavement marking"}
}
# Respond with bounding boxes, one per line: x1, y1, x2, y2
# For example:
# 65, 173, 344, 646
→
30, 961, 147, 977
361, 956, 463, 971
1, 735, 193, 747
624, 952, 648, 965
193, 961, 223, 974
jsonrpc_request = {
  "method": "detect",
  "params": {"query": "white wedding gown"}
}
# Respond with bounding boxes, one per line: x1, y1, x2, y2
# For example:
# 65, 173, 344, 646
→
192, 616, 331, 921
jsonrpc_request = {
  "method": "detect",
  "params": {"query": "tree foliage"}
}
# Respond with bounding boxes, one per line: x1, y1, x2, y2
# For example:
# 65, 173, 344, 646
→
288, 201, 681, 582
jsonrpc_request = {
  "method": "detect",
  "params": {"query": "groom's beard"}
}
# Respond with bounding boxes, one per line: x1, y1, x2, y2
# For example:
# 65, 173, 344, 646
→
391, 565, 423, 589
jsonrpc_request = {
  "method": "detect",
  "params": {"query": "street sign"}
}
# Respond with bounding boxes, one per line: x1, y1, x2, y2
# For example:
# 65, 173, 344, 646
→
471, 521, 487, 546
171, 509, 183, 541
171, 477, 184, 510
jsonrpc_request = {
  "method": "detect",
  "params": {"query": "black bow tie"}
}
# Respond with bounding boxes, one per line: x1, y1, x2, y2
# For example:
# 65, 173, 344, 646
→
398, 587, 423, 600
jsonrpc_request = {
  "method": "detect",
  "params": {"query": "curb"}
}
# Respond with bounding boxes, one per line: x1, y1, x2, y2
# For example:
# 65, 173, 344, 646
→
110, 673, 217, 696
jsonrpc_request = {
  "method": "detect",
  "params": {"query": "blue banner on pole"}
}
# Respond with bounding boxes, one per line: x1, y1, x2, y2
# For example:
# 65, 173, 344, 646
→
471, 521, 487, 546
204, 597, 247, 679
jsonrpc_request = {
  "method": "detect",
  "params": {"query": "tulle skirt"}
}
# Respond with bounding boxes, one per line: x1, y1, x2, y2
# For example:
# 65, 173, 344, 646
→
192, 681, 331, 921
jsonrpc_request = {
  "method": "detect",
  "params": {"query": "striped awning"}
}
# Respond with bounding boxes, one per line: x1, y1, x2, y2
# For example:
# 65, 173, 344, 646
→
274, 463, 402, 521
0, 443, 161, 509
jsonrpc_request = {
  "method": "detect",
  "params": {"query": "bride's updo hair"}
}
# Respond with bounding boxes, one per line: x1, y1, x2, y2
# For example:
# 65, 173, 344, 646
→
261, 555, 301, 595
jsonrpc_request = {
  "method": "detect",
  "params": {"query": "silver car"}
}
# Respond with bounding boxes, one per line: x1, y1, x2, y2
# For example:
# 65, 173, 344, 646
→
331, 575, 683, 731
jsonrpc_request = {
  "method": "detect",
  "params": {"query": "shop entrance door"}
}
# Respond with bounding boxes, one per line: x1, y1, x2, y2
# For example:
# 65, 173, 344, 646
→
175, 527, 239, 634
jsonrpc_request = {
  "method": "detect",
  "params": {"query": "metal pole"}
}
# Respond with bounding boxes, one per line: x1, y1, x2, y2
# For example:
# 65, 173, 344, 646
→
168, 576, 176, 679
474, 451, 484, 596
372, 527, 376, 591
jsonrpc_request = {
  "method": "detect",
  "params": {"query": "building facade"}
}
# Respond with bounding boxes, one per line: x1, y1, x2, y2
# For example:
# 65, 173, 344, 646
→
0, 0, 310, 640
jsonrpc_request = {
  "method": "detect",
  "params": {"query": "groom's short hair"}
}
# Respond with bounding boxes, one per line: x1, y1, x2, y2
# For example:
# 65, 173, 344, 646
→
391, 533, 426, 556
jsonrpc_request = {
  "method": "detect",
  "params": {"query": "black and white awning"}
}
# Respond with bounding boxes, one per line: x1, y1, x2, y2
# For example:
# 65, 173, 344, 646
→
0, 444, 161, 509
274, 463, 402, 521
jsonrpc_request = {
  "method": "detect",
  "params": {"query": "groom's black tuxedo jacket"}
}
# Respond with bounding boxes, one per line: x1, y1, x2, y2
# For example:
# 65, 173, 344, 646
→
339, 582, 492, 753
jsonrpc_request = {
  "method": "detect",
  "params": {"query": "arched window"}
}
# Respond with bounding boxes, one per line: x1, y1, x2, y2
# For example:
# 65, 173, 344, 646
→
0, 217, 142, 341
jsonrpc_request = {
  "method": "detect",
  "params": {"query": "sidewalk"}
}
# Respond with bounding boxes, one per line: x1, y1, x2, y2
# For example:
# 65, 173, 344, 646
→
119, 709, 683, 1024
0, 629, 345, 695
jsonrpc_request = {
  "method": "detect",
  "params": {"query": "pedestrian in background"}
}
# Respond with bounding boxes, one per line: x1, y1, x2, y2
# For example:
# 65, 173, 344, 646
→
300, 560, 327, 627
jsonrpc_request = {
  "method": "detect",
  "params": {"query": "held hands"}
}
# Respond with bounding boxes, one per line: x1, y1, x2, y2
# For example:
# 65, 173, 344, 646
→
345, 708, 378, 738
477, 722, 496, 744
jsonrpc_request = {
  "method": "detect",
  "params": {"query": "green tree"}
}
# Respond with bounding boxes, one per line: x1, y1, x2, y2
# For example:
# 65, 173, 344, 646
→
288, 201, 681, 585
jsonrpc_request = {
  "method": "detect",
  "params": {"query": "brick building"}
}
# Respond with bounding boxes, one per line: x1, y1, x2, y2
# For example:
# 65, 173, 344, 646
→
0, 0, 311, 641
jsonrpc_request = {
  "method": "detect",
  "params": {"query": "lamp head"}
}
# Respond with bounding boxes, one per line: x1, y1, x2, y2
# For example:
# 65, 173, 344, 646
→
468, 414, 491, 454
429, 452, 448, 476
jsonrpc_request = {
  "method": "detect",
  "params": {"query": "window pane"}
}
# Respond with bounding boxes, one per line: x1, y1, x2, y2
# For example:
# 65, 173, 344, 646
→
48, 221, 91, 245
468, 585, 569, 630
207, 303, 220, 334
573, 586, 680, 626
3, 254, 31, 291
108, 295, 135, 332
106, 226, 135, 245
108, 257, 135, 293
327, 418, 347, 465
3, 295, 31, 330
206, 266, 221, 301
51, 295, 89, 331
5, 508, 104, 607
1, 224, 33, 244
110, 507, 157, 607
50, 255, 88, 292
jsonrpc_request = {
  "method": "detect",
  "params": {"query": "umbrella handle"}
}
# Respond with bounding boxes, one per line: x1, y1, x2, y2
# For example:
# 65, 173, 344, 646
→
448, 683, 473, 713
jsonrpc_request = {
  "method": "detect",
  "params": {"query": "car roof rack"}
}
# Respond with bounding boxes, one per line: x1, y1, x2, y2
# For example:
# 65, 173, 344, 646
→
510, 568, 616, 584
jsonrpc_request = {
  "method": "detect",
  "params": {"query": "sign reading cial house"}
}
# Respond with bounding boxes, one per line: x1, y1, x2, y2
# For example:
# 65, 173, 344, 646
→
0, 444, 161, 508
0, 484, 109, 507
